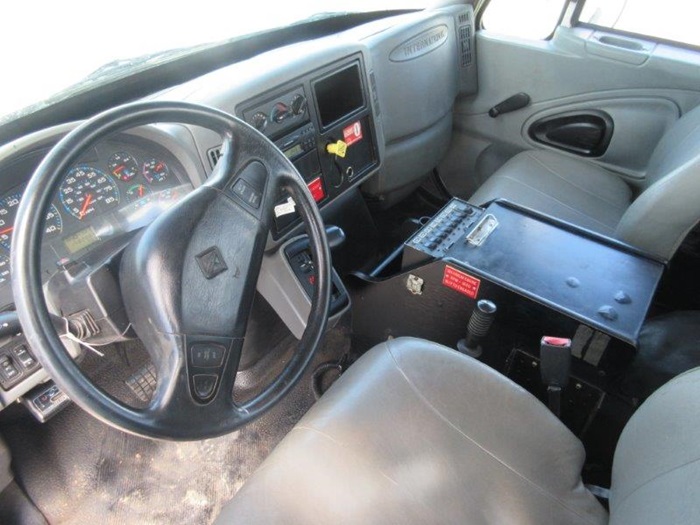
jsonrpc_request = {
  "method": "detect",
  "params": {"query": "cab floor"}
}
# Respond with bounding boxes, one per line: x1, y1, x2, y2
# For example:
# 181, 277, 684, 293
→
0, 314, 351, 525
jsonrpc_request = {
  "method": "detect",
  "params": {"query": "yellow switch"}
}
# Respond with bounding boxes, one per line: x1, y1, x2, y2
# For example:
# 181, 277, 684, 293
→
326, 140, 348, 158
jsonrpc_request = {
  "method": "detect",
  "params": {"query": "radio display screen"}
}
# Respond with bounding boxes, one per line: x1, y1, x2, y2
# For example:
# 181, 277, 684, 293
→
283, 144, 304, 159
314, 63, 364, 129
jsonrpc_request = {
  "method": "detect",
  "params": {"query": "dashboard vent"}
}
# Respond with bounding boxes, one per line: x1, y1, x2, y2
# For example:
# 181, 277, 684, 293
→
458, 11, 470, 25
208, 145, 223, 169
458, 24, 473, 67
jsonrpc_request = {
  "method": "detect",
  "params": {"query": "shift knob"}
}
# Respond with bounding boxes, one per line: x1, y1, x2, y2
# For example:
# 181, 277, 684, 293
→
457, 299, 497, 358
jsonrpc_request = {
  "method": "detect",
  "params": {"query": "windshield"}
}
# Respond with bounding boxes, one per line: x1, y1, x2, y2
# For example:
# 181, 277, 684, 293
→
2, 0, 426, 125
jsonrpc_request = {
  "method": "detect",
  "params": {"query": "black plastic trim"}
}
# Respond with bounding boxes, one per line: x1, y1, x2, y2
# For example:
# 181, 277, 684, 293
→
528, 110, 613, 157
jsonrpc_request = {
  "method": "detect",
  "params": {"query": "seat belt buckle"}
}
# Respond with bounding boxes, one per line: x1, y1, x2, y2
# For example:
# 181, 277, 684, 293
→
540, 336, 572, 418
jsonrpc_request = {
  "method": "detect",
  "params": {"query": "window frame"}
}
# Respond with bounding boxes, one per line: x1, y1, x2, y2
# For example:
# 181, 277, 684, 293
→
476, 0, 571, 41
571, 0, 700, 52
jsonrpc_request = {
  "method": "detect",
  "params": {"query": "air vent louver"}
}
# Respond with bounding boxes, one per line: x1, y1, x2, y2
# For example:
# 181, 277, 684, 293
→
208, 145, 223, 169
459, 25, 472, 67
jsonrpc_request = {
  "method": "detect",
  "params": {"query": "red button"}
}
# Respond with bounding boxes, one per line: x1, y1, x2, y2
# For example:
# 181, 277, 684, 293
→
542, 336, 571, 347
307, 177, 325, 203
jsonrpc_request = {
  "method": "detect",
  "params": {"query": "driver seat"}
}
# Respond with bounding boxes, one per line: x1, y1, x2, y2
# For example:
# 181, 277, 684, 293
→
216, 337, 700, 524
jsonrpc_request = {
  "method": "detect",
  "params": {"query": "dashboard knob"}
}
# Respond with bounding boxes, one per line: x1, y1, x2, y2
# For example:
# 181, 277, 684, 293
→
291, 94, 307, 116
251, 112, 268, 131
271, 102, 290, 124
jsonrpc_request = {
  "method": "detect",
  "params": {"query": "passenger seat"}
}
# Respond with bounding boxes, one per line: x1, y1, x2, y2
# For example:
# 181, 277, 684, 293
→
469, 104, 700, 260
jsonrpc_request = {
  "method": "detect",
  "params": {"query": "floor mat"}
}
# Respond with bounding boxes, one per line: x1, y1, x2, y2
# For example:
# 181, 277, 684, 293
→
619, 310, 700, 400
2, 316, 351, 525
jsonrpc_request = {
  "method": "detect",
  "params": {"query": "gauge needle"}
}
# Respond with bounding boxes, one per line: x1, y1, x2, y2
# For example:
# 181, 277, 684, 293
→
79, 194, 93, 219
113, 165, 124, 175
0, 227, 13, 236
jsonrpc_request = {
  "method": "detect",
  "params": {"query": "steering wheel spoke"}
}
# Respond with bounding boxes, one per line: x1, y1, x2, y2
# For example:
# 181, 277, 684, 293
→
12, 101, 331, 440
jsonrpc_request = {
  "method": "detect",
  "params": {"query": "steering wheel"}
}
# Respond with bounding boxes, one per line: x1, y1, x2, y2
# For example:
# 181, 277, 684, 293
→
11, 101, 332, 440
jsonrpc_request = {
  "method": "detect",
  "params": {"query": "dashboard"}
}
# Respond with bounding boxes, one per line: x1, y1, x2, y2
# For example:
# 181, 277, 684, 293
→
0, 4, 477, 412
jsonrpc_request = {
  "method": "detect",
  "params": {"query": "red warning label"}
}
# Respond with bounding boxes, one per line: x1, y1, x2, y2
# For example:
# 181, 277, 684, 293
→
343, 121, 363, 146
442, 265, 480, 299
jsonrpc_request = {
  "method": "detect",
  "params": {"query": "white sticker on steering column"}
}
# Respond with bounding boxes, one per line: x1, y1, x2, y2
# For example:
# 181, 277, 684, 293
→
274, 197, 296, 217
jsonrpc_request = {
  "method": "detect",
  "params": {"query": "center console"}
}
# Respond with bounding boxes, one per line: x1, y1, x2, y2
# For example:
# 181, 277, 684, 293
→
237, 55, 379, 239
352, 198, 665, 374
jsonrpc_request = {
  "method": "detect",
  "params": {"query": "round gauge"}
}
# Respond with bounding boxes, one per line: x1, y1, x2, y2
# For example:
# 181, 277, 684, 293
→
251, 112, 268, 132
142, 159, 169, 183
0, 255, 10, 286
42, 204, 63, 240
126, 184, 152, 202
108, 152, 139, 181
59, 166, 120, 221
0, 192, 63, 250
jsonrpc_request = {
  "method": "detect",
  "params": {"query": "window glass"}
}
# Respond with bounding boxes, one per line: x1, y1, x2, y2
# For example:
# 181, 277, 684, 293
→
481, 0, 566, 40
0, 0, 428, 124
579, 0, 699, 47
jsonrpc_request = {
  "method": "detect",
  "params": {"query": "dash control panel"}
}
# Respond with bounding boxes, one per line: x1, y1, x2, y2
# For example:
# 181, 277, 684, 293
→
403, 199, 484, 266
0, 341, 41, 391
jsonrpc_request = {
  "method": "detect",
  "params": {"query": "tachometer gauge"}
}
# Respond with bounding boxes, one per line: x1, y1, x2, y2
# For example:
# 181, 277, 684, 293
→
108, 152, 139, 181
0, 192, 63, 250
126, 183, 152, 202
59, 166, 120, 221
142, 159, 169, 183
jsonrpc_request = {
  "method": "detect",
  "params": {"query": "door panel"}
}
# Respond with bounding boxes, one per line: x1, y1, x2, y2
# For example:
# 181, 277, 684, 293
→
441, 25, 700, 197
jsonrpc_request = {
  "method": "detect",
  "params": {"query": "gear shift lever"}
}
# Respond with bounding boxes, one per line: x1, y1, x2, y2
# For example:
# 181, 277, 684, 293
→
457, 299, 497, 358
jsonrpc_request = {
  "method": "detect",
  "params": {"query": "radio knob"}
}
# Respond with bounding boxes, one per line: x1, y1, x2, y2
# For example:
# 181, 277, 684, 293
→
271, 102, 290, 123
251, 112, 268, 131
291, 94, 307, 116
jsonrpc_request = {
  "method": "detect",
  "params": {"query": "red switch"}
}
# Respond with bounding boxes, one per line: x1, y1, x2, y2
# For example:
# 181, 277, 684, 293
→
307, 177, 325, 203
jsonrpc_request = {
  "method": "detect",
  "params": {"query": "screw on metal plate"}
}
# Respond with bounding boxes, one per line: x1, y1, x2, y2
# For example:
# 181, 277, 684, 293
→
406, 274, 424, 295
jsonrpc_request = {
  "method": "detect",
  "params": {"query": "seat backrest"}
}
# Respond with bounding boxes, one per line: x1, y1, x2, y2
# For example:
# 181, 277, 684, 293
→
615, 105, 700, 260
644, 104, 700, 189
610, 367, 700, 524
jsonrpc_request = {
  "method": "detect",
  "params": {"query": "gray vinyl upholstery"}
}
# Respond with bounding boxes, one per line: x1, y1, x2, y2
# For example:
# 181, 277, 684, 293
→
469, 150, 632, 236
469, 105, 700, 259
610, 367, 700, 524
218, 337, 607, 524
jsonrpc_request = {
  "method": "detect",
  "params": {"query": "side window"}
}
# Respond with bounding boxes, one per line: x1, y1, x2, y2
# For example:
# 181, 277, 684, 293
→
577, 0, 699, 48
481, 0, 567, 40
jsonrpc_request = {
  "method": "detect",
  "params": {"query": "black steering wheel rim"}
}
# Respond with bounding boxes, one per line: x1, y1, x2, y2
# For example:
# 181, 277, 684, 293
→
12, 101, 331, 440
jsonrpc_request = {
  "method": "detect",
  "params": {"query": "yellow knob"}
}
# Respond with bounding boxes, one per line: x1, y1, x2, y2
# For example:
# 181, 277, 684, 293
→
326, 140, 348, 158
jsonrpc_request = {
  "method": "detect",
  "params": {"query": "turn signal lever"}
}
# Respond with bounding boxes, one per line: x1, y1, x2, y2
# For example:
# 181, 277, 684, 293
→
540, 336, 572, 418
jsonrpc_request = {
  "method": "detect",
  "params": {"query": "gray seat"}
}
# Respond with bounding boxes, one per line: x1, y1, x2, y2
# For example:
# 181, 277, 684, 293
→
469, 105, 700, 260
216, 337, 700, 524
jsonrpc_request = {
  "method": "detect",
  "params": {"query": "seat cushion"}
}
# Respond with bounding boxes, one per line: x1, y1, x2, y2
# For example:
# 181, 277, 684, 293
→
469, 150, 632, 236
217, 337, 606, 525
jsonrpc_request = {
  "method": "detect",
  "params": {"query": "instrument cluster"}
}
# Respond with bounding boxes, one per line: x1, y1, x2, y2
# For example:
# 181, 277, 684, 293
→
0, 137, 193, 306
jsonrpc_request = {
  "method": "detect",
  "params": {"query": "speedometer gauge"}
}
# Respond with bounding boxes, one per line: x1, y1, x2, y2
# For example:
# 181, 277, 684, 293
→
108, 152, 139, 181
0, 192, 63, 250
59, 166, 120, 220
0, 255, 10, 285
